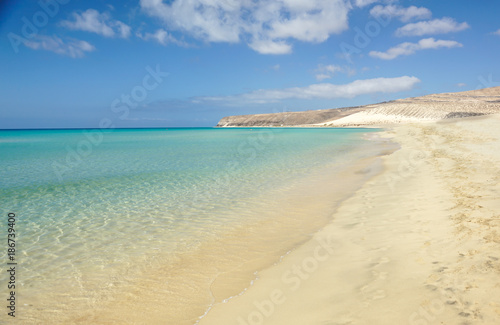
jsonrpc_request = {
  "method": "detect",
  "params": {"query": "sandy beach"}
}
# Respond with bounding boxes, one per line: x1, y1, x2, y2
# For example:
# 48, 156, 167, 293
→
199, 114, 500, 324
4, 2, 500, 323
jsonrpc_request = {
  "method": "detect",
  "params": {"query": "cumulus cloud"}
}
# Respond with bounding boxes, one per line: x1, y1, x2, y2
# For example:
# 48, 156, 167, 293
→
136, 29, 188, 46
139, 0, 350, 54
369, 38, 462, 60
396, 17, 469, 37
61, 9, 131, 38
23, 35, 95, 58
195, 76, 420, 105
370, 5, 431, 22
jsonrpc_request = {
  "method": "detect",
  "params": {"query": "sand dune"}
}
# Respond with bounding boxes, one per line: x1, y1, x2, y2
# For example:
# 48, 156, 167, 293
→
216, 86, 500, 127
325, 87, 500, 127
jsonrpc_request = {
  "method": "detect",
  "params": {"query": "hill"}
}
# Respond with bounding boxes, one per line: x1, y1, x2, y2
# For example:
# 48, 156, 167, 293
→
216, 86, 500, 127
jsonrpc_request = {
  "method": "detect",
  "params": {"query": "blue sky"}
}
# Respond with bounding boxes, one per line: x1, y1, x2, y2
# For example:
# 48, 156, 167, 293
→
1, 0, 499, 128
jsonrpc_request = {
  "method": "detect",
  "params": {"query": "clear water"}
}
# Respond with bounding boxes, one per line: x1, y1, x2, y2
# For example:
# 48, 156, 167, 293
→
0, 127, 379, 323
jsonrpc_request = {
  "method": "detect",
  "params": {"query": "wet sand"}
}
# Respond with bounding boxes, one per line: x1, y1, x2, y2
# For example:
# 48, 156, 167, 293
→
199, 114, 500, 324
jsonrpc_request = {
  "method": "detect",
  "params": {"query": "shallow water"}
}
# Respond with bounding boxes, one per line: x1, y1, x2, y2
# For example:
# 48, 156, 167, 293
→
0, 127, 381, 323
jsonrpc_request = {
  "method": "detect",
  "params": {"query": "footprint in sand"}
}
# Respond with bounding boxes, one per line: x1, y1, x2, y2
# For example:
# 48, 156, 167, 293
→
360, 257, 391, 301
342, 222, 361, 229
361, 285, 387, 300
372, 270, 388, 280
377, 256, 391, 265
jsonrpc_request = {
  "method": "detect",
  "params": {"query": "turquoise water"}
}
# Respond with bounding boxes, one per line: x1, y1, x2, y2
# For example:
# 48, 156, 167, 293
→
0, 127, 379, 322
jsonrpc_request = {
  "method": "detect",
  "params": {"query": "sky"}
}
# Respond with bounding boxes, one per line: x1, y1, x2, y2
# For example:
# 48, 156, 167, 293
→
1, 0, 499, 128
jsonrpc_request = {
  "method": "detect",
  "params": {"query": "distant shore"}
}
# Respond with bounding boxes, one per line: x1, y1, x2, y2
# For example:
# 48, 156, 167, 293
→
200, 114, 500, 324
216, 86, 500, 128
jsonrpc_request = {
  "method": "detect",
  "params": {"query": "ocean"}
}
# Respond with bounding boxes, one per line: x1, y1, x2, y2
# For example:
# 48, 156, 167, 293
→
0, 127, 382, 323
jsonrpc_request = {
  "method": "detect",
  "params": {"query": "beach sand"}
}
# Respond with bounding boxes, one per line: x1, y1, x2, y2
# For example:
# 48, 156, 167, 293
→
199, 114, 500, 324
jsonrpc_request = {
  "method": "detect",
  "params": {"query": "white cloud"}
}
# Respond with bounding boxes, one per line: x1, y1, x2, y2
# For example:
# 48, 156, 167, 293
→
370, 38, 462, 60
324, 65, 343, 74
456, 83, 467, 87
23, 35, 95, 58
314, 64, 349, 80
370, 5, 431, 22
266, 1, 351, 43
354, 0, 379, 8
196, 76, 420, 105
396, 17, 469, 37
61, 9, 131, 38
315, 74, 331, 81
139, 0, 350, 54
248, 39, 292, 55
136, 29, 188, 46
494, 29, 500, 36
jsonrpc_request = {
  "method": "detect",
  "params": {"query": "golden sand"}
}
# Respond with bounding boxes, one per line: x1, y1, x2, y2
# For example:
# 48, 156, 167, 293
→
199, 114, 500, 324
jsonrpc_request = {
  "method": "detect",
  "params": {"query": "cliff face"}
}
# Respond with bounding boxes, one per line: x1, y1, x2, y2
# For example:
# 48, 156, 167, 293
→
216, 86, 500, 127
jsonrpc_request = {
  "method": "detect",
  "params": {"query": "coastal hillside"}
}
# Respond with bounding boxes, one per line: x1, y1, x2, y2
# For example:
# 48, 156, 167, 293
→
216, 86, 500, 127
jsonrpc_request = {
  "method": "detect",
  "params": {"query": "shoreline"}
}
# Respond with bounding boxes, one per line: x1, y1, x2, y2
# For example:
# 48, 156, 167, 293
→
11, 129, 393, 324
199, 114, 500, 324
193, 134, 396, 325
89, 131, 394, 325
